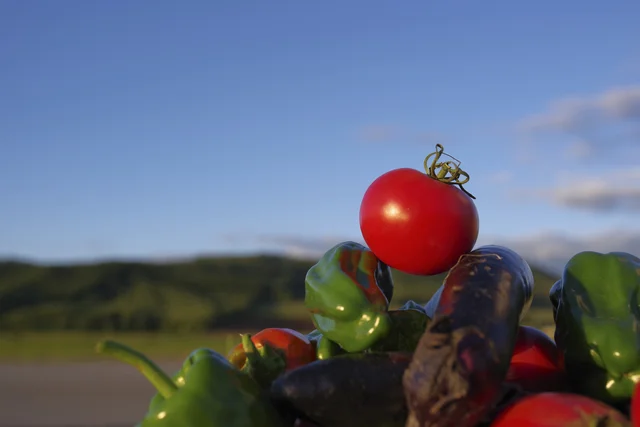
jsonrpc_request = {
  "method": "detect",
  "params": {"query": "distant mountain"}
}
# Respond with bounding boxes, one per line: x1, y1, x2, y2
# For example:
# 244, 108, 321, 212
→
0, 254, 559, 332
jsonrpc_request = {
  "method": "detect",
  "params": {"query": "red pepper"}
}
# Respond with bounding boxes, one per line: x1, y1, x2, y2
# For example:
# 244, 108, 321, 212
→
228, 327, 316, 372
506, 325, 567, 392
490, 393, 630, 427
632, 382, 640, 427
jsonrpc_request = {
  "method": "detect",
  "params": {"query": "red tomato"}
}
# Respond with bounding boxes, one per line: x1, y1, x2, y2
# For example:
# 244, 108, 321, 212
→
507, 325, 567, 392
490, 393, 630, 426
228, 328, 316, 371
359, 168, 479, 275
631, 381, 640, 426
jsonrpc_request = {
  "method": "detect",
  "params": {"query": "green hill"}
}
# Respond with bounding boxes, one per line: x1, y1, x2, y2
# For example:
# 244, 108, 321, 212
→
0, 255, 559, 332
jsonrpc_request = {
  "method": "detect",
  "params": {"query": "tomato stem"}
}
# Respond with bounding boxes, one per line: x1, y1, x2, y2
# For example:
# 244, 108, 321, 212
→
424, 144, 476, 199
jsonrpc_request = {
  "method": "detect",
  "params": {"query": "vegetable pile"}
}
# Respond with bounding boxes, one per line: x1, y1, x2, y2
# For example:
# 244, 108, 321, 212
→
95, 144, 640, 427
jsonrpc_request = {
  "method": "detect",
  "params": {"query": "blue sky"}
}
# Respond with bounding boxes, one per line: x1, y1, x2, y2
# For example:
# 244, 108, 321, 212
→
1, 0, 639, 267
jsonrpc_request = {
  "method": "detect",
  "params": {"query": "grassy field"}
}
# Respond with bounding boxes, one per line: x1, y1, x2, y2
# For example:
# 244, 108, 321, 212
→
0, 331, 249, 362
0, 307, 556, 362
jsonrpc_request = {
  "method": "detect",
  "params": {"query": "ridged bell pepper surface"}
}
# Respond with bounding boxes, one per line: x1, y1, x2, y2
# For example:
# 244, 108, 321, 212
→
304, 241, 393, 353
550, 251, 640, 404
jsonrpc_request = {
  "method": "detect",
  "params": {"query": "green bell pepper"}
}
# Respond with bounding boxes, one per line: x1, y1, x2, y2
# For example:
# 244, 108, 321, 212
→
305, 241, 393, 353
550, 250, 640, 404
148, 334, 285, 409
96, 340, 283, 427
306, 301, 430, 356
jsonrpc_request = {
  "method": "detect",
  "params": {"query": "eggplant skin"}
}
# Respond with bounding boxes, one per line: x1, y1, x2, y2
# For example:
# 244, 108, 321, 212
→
270, 352, 411, 427
404, 245, 535, 427
424, 245, 534, 322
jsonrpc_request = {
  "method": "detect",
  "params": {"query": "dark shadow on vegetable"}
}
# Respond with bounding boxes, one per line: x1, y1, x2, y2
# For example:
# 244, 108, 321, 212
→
270, 352, 411, 427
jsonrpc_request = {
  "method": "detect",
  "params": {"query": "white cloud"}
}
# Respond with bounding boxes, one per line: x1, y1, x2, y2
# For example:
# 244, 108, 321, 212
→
516, 85, 640, 160
517, 168, 640, 213
519, 86, 640, 133
549, 185, 640, 212
255, 234, 359, 259
221, 230, 640, 275
483, 230, 640, 274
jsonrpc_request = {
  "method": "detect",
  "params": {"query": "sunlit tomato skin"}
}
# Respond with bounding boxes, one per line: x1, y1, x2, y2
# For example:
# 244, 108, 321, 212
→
490, 393, 631, 426
359, 168, 479, 276
228, 328, 316, 371
507, 325, 567, 392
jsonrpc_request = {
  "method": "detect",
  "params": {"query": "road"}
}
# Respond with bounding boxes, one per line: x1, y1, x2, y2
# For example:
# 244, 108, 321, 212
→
0, 362, 182, 427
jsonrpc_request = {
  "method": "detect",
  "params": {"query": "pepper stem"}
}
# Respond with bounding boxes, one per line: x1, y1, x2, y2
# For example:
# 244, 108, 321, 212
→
95, 340, 178, 399
423, 143, 476, 199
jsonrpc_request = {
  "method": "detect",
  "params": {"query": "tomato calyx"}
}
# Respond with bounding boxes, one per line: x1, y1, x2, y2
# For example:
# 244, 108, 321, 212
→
424, 143, 476, 199
234, 333, 287, 388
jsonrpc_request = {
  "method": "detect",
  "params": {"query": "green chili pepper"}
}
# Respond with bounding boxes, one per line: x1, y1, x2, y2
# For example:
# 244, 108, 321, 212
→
304, 241, 393, 353
146, 347, 217, 414
96, 340, 283, 427
369, 300, 430, 352
550, 251, 640, 404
